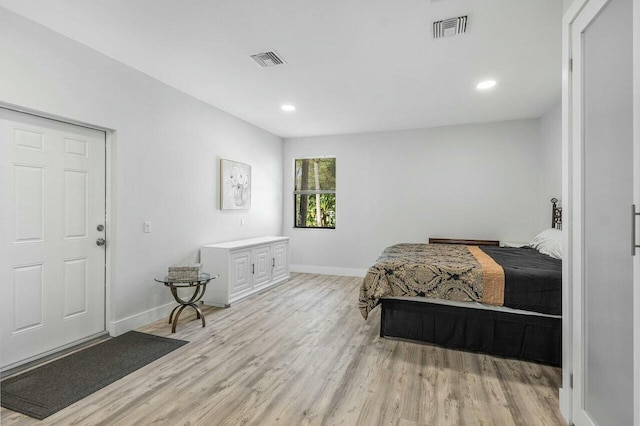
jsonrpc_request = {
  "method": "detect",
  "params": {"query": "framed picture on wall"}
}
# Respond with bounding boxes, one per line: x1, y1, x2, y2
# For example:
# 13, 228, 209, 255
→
220, 159, 251, 210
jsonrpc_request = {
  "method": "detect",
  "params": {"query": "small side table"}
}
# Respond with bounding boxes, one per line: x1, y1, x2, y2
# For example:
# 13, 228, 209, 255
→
154, 272, 219, 333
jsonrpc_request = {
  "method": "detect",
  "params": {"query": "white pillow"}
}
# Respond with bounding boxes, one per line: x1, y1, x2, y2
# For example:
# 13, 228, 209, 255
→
529, 228, 563, 260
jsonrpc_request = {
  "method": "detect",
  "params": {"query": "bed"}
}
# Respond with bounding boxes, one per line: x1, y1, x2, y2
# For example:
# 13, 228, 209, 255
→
359, 199, 563, 366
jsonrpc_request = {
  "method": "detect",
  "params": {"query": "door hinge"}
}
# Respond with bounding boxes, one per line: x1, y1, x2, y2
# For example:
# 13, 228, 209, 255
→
569, 373, 573, 388
569, 58, 573, 72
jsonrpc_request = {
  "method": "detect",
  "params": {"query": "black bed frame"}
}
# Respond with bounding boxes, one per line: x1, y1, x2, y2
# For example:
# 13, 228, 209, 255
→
379, 198, 563, 366
380, 299, 561, 366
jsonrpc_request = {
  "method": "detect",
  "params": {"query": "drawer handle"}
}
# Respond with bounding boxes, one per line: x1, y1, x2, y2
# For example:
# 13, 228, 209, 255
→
272, 258, 275, 267
252, 263, 255, 274
633, 204, 640, 256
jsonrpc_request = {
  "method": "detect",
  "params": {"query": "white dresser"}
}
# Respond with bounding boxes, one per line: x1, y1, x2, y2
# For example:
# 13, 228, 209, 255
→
201, 236, 290, 307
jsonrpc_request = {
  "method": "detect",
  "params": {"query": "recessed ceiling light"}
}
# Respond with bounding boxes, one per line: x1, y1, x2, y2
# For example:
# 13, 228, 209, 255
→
476, 80, 497, 90
281, 104, 296, 112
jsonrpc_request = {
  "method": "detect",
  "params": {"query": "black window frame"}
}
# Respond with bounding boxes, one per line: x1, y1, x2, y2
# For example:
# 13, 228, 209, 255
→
293, 157, 336, 229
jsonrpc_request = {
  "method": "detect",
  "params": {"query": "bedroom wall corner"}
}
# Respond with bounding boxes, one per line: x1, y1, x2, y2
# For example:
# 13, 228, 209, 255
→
283, 119, 542, 272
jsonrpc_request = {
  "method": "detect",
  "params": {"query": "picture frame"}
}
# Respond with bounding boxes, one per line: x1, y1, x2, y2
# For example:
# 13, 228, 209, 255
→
220, 159, 251, 210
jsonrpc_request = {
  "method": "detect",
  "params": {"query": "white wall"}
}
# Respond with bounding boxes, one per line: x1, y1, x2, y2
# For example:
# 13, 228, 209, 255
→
563, 0, 576, 13
0, 9, 283, 333
284, 119, 543, 275
538, 101, 562, 231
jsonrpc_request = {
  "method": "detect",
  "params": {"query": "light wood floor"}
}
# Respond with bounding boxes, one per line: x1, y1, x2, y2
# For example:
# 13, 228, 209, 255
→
1, 273, 566, 425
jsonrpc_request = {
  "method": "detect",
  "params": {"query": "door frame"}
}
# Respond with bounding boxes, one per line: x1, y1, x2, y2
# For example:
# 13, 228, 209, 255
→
563, 0, 640, 425
561, 1, 583, 422
0, 101, 115, 342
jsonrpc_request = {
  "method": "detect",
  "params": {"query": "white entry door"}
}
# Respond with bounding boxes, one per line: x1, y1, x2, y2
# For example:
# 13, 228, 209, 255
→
569, 0, 636, 424
0, 108, 106, 371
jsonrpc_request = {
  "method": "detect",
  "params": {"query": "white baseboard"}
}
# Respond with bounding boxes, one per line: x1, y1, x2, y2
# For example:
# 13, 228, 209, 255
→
109, 269, 360, 336
559, 387, 571, 424
291, 264, 367, 277
108, 302, 176, 336
205, 302, 230, 308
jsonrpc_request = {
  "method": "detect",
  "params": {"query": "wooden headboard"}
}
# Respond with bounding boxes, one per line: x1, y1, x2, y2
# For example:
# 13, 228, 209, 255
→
551, 198, 562, 230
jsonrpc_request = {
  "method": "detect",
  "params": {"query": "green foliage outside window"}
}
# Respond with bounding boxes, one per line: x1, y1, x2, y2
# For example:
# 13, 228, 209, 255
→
294, 158, 336, 228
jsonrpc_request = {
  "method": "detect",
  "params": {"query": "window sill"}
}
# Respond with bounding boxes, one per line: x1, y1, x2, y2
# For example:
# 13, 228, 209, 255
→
292, 227, 336, 231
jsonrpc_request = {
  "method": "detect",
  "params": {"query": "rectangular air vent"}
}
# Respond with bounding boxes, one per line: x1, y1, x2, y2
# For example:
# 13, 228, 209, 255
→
250, 50, 286, 68
433, 16, 468, 39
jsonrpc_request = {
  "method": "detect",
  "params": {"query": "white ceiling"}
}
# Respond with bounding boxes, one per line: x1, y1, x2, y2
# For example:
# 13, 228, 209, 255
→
0, 0, 562, 138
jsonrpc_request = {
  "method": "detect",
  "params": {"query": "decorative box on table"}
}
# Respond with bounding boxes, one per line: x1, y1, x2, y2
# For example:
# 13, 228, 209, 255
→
168, 263, 202, 281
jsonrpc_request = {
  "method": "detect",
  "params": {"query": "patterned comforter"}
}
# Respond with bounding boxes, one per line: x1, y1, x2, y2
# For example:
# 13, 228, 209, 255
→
359, 243, 562, 319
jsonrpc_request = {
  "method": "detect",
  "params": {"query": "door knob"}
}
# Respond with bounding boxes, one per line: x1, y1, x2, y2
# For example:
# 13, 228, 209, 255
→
96, 238, 106, 247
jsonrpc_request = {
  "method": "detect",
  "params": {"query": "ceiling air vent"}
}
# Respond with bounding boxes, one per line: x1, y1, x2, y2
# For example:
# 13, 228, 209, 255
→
249, 50, 286, 68
433, 16, 468, 39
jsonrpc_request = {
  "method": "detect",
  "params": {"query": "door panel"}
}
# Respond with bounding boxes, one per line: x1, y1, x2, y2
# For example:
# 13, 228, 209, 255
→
230, 250, 252, 295
12, 263, 44, 333
272, 243, 288, 281
571, 0, 634, 424
63, 257, 88, 318
0, 108, 106, 370
13, 164, 45, 243
63, 170, 89, 239
253, 246, 271, 289
583, 0, 634, 422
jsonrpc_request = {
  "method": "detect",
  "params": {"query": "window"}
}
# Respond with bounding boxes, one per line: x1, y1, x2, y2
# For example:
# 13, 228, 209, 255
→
294, 157, 336, 228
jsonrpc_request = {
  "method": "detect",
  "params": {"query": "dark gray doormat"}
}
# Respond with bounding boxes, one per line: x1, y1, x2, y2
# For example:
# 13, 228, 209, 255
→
1, 331, 187, 420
